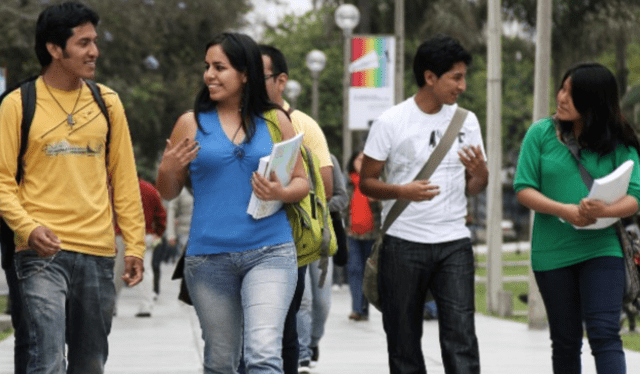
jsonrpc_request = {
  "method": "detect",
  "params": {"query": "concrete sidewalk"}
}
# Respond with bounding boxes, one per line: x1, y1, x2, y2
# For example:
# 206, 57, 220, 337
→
1, 262, 640, 373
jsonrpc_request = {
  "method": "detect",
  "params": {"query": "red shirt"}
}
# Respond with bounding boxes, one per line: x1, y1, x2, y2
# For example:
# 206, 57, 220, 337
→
115, 179, 166, 236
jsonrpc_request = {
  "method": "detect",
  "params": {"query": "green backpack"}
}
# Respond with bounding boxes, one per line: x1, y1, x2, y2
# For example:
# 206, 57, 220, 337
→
263, 109, 336, 282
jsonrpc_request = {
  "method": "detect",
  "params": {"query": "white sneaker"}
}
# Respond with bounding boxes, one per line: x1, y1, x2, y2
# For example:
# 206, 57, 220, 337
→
298, 360, 311, 373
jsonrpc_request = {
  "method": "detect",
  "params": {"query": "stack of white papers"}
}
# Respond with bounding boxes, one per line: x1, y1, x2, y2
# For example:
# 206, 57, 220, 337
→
247, 132, 304, 219
573, 159, 634, 230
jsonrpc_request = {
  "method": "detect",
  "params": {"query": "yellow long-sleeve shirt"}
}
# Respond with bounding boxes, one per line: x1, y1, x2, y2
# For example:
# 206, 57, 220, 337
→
0, 77, 145, 259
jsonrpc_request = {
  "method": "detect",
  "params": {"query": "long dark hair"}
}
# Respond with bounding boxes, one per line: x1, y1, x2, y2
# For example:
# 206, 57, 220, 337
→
194, 32, 278, 141
556, 62, 640, 155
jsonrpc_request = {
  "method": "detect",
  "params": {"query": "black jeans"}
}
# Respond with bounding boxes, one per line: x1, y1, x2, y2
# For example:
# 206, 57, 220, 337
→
282, 265, 308, 372
379, 235, 479, 374
535, 256, 625, 374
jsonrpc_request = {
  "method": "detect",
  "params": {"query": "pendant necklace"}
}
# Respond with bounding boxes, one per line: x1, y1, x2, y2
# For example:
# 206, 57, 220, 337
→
231, 122, 245, 159
43, 78, 83, 126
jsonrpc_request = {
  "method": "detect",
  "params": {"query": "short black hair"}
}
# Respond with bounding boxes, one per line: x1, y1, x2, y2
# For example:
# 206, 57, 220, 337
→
413, 34, 472, 87
259, 45, 289, 77
35, 1, 99, 68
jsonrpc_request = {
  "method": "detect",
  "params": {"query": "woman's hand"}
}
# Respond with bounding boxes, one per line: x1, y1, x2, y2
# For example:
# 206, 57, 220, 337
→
252, 171, 285, 201
562, 204, 597, 227
578, 198, 608, 219
159, 137, 199, 175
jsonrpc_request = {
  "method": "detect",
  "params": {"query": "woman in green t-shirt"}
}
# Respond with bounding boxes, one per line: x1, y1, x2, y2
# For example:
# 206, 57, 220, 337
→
514, 63, 640, 374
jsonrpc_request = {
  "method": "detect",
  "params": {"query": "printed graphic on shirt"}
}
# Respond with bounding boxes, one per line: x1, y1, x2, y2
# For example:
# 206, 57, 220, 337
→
44, 140, 103, 157
428, 130, 466, 148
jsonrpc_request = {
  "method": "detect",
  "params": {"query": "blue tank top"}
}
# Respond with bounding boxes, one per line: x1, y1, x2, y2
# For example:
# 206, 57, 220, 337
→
187, 110, 293, 256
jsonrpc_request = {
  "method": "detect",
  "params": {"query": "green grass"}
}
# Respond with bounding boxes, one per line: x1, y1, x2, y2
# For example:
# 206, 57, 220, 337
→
474, 250, 640, 351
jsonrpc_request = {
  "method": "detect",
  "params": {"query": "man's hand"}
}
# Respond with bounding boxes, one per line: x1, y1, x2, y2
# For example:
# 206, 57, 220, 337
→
399, 180, 440, 202
459, 145, 488, 178
28, 226, 61, 257
459, 145, 489, 195
122, 256, 144, 287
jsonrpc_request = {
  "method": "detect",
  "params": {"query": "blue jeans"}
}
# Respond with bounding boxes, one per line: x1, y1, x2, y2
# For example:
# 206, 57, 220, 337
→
239, 265, 306, 374
297, 258, 333, 362
15, 249, 116, 374
379, 235, 479, 374
534, 256, 626, 374
347, 237, 373, 315
4, 261, 28, 374
185, 242, 297, 374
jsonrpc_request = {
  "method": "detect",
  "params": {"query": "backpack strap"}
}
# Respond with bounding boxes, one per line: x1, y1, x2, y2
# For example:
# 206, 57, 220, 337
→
17, 80, 36, 183
264, 109, 282, 143
85, 80, 111, 161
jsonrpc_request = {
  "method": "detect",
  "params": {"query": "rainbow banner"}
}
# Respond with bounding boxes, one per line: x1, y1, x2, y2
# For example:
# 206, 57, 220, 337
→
350, 37, 389, 88
348, 35, 395, 130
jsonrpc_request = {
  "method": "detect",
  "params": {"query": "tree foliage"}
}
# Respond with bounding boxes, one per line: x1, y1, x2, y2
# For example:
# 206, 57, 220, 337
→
0, 0, 251, 179
502, 0, 640, 89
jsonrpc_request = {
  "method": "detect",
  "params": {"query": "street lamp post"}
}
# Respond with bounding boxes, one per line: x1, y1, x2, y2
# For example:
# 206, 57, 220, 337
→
335, 4, 360, 169
284, 80, 302, 110
305, 50, 327, 121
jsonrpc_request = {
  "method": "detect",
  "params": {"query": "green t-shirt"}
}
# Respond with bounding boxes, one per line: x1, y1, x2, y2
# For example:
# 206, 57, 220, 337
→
513, 117, 640, 271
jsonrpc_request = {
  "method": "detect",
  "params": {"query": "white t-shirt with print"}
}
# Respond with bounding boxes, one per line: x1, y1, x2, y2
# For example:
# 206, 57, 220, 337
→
363, 97, 486, 244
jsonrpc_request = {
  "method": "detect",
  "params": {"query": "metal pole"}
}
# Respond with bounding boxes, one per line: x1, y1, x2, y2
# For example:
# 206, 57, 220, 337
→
394, 0, 404, 104
311, 72, 320, 121
486, 0, 503, 315
342, 31, 352, 170
528, 0, 552, 330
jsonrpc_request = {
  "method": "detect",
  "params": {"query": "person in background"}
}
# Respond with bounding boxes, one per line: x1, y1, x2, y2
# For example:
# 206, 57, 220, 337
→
345, 150, 380, 322
297, 153, 349, 372
0, 2, 145, 372
166, 186, 193, 257
259, 44, 334, 374
514, 62, 640, 373
156, 32, 308, 374
114, 178, 166, 317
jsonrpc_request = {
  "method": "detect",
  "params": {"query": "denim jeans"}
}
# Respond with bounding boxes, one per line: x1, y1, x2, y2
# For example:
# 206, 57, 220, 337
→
15, 249, 116, 374
281, 265, 307, 374
534, 256, 626, 374
4, 261, 28, 374
347, 237, 374, 315
297, 257, 333, 362
379, 235, 479, 374
185, 242, 297, 374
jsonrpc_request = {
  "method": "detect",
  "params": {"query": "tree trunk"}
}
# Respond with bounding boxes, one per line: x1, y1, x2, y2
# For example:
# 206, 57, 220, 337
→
358, 0, 371, 33
615, 31, 628, 97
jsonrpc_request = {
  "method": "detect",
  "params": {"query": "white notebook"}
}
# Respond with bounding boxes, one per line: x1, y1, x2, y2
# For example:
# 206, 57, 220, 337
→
573, 159, 634, 230
246, 132, 304, 219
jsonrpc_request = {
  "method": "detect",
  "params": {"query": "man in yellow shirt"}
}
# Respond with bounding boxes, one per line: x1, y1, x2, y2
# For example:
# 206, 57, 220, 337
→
0, 2, 145, 373
260, 45, 334, 374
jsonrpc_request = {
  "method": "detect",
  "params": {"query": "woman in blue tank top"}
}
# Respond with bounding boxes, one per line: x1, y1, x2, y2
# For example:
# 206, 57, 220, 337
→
156, 32, 308, 374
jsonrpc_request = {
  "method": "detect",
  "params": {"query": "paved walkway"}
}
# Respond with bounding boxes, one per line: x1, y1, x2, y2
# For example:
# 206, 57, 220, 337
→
1, 262, 640, 373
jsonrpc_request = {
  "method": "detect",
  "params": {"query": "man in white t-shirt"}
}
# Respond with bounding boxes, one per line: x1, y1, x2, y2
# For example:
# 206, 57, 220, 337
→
360, 34, 488, 374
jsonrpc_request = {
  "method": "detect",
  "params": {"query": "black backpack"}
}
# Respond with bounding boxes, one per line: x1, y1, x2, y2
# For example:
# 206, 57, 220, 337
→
0, 78, 111, 269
